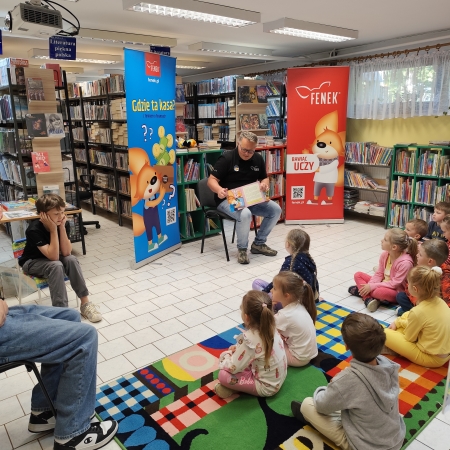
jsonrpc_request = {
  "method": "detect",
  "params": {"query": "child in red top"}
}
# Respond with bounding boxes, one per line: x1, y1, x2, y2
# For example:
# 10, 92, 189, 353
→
437, 215, 450, 306
396, 239, 449, 316
349, 228, 417, 313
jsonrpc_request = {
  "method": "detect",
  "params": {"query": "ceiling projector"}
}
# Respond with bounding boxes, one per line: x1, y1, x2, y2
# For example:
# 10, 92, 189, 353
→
4, 1, 63, 37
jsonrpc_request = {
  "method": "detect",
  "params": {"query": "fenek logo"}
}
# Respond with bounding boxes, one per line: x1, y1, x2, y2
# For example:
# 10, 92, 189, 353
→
145, 53, 161, 77
295, 81, 340, 105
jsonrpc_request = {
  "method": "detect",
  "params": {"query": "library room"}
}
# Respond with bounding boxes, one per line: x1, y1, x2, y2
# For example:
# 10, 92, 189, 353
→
1, 1, 450, 449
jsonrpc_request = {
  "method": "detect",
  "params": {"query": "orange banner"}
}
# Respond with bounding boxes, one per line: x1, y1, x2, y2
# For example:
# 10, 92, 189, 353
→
286, 67, 349, 223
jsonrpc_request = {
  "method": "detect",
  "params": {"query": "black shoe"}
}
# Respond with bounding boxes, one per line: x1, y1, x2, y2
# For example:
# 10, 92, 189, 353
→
348, 285, 361, 297
29, 411, 99, 433
54, 421, 118, 450
291, 401, 306, 422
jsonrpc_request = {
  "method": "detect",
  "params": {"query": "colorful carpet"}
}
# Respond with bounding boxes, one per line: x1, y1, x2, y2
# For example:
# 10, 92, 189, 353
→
95, 302, 447, 450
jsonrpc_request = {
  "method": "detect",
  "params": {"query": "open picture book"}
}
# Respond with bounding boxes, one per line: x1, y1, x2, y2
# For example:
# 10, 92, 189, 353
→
227, 181, 268, 212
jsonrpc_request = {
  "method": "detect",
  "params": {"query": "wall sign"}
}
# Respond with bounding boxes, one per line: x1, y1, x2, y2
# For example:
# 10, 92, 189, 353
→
49, 36, 76, 60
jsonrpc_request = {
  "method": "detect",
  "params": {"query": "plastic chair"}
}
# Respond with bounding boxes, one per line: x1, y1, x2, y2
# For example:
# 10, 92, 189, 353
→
12, 239, 79, 306
0, 360, 56, 418
197, 178, 257, 261
79, 174, 101, 235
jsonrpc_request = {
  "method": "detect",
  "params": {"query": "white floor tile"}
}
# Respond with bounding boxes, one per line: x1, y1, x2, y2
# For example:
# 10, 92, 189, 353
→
172, 287, 202, 300
0, 396, 24, 426
102, 296, 135, 311
97, 355, 136, 383
153, 334, 192, 355
125, 327, 163, 348
151, 305, 184, 321
152, 318, 187, 337
180, 324, 217, 344
416, 417, 450, 449
0, 425, 12, 450
176, 299, 206, 313
101, 307, 136, 325
4, 415, 48, 449
98, 322, 136, 341
177, 310, 210, 327
0, 372, 34, 402
124, 344, 165, 369
205, 316, 239, 334
17, 390, 32, 415
126, 312, 161, 331
98, 337, 136, 360
200, 303, 233, 319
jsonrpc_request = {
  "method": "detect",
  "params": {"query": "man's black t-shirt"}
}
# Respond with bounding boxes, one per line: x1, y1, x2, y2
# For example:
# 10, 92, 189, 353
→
210, 148, 267, 205
19, 219, 71, 266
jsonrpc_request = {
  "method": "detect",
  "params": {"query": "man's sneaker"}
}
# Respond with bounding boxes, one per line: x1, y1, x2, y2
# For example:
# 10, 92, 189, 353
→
396, 306, 405, 317
54, 421, 118, 450
29, 410, 55, 433
214, 383, 238, 399
81, 302, 102, 323
250, 243, 277, 256
238, 249, 249, 264
29, 411, 99, 433
364, 298, 380, 312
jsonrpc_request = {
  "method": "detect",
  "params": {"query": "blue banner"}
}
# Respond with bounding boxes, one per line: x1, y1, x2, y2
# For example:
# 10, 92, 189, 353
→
0, 31, 2, 55
124, 48, 180, 265
150, 46, 171, 56
49, 36, 76, 60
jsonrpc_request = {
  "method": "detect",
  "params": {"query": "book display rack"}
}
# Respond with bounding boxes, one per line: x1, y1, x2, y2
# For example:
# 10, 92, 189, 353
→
388, 145, 450, 228
344, 142, 393, 223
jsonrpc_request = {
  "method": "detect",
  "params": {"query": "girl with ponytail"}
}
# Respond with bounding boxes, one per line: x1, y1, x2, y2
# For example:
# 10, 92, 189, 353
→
384, 266, 450, 368
215, 291, 287, 399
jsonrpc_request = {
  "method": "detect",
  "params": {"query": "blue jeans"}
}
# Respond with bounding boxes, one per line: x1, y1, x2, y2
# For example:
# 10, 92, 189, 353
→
217, 199, 281, 250
0, 305, 97, 440
396, 291, 414, 312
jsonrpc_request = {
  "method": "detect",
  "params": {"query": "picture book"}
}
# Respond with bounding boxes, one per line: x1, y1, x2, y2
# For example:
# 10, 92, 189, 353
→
227, 181, 268, 212
240, 114, 252, 130
26, 77, 45, 101
256, 85, 268, 103
0, 200, 35, 211
45, 113, 65, 137
26, 114, 48, 138
238, 86, 250, 104
249, 114, 260, 129
176, 116, 186, 132
249, 86, 258, 104
176, 84, 185, 102
258, 114, 268, 129
43, 185, 60, 195
31, 152, 51, 173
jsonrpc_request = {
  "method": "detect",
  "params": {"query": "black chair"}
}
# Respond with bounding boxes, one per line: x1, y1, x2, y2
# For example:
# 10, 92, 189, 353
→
79, 174, 101, 235
0, 360, 56, 418
198, 178, 257, 261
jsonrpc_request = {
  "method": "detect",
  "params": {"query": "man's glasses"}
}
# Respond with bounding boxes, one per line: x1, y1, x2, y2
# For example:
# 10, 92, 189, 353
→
239, 144, 255, 155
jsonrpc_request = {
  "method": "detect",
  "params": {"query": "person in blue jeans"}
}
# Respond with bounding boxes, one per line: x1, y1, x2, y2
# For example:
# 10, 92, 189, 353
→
208, 131, 282, 264
0, 301, 117, 450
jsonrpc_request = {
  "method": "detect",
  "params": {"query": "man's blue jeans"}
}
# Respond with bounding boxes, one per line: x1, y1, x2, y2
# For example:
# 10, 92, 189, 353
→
0, 305, 97, 440
217, 199, 281, 250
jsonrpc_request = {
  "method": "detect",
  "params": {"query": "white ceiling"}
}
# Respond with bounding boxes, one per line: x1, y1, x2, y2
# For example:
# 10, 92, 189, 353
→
1, 0, 450, 80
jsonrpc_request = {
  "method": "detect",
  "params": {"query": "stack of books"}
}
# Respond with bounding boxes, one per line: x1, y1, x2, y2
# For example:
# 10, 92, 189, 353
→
344, 188, 359, 210
110, 98, 126, 120
185, 188, 200, 211
354, 200, 372, 214
395, 150, 416, 173
111, 122, 128, 146
345, 142, 393, 166
369, 202, 387, 217
344, 169, 387, 191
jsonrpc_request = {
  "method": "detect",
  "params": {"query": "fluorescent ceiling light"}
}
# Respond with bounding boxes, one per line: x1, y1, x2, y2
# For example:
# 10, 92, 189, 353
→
77, 28, 176, 47
176, 60, 208, 69
263, 18, 358, 42
188, 42, 272, 57
28, 48, 122, 65
123, 0, 260, 27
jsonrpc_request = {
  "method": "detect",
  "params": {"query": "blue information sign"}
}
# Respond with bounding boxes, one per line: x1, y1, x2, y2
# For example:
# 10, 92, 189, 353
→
49, 36, 76, 60
150, 45, 171, 56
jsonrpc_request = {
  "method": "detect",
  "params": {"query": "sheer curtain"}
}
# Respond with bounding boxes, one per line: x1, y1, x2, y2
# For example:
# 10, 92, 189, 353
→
346, 50, 450, 119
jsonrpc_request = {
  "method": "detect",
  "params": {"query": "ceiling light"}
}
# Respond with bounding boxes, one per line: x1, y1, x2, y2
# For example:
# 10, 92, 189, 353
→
188, 42, 273, 57
28, 49, 122, 65
263, 18, 358, 42
176, 65, 205, 69
123, 0, 260, 27
176, 60, 208, 69
77, 28, 176, 47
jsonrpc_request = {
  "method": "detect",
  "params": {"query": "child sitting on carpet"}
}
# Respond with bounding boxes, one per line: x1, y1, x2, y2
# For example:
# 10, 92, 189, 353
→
405, 218, 428, 242
252, 229, 319, 305
348, 228, 417, 312
291, 313, 405, 450
424, 201, 450, 240
272, 272, 318, 366
396, 239, 449, 316
215, 290, 287, 399
384, 266, 450, 368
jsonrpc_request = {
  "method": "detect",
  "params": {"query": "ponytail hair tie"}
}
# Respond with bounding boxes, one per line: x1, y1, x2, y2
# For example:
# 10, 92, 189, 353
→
431, 266, 443, 275
262, 303, 267, 308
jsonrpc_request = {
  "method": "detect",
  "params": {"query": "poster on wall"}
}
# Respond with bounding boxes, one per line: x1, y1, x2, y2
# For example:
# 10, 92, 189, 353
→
286, 67, 350, 224
124, 48, 180, 268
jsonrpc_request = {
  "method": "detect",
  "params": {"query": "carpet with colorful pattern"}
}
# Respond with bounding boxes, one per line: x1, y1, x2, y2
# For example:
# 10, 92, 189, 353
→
95, 302, 447, 450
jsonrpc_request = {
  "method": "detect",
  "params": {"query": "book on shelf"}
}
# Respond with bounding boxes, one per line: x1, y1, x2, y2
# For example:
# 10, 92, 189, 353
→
26, 77, 45, 101
417, 150, 440, 176
238, 86, 250, 104
345, 142, 393, 166
227, 181, 268, 211
0, 200, 36, 211
175, 84, 185, 103
266, 99, 281, 117
31, 152, 50, 173
258, 114, 268, 129
176, 116, 186, 132
267, 81, 281, 95
256, 85, 269, 103
0, 58, 28, 86
240, 114, 261, 130
395, 149, 416, 173
429, 140, 450, 146
43, 185, 60, 195
26, 114, 48, 137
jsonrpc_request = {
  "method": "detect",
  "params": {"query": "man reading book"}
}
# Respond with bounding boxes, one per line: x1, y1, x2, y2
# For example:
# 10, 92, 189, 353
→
208, 131, 281, 264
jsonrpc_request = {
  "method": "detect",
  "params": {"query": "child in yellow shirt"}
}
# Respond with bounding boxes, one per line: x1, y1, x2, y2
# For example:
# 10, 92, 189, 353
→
384, 265, 450, 368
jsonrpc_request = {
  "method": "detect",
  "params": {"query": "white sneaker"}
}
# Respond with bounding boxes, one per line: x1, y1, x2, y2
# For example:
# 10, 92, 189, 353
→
54, 421, 118, 450
80, 302, 102, 323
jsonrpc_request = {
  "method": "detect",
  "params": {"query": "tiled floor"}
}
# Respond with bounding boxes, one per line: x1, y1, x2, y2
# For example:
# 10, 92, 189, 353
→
0, 210, 449, 449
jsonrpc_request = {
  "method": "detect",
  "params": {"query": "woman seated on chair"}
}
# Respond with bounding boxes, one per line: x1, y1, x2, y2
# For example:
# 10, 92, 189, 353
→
19, 194, 101, 323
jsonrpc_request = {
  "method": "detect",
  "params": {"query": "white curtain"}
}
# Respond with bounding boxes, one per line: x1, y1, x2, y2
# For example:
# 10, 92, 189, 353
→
346, 50, 450, 119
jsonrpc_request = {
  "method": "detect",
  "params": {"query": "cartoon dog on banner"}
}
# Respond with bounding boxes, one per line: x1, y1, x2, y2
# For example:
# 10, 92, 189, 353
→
303, 110, 345, 206
129, 147, 174, 252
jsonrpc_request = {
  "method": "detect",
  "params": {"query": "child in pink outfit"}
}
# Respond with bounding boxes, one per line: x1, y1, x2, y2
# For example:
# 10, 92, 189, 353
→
349, 228, 417, 313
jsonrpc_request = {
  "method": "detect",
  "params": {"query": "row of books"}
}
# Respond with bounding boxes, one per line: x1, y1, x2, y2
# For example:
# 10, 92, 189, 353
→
240, 114, 268, 131
259, 149, 283, 173
0, 158, 36, 186
268, 174, 284, 197
237, 85, 271, 104
118, 176, 130, 195
116, 152, 128, 170
395, 150, 416, 174
204, 218, 220, 233
184, 104, 195, 119
345, 142, 393, 166
111, 122, 128, 147
0, 58, 28, 86
70, 104, 109, 121
389, 203, 411, 227
0, 95, 29, 122
74, 148, 87, 162
93, 170, 116, 190
415, 180, 450, 204
416, 151, 450, 177
89, 149, 113, 167
72, 127, 84, 142
67, 75, 124, 98
344, 169, 388, 191
210, 123, 234, 142
0, 128, 32, 154
87, 123, 110, 144
93, 190, 118, 213
184, 158, 200, 182
266, 99, 281, 117
196, 124, 213, 141
267, 121, 282, 137
110, 98, 126, 120
414, 206, 433, 222
176, 84, 185, 103
196, 76, 237, 95
120, 199, 131, 217
391, 176, 413, 201
185, 188, 200, 211
197, 102, 233, 118
25, 113, 65, 138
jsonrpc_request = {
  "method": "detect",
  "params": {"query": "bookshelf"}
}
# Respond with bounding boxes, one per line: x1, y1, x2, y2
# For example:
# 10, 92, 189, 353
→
344, 142, 393, 223
175, 149, 223, 241
265, 82, 285, 139
388, 145, 450, 228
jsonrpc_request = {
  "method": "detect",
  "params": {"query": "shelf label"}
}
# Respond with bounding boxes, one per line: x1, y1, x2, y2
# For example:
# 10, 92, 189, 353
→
49, 36, 76, 60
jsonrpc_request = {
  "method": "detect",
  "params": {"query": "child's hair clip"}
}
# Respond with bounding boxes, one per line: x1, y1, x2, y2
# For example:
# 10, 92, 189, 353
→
431, 266, 443, 275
